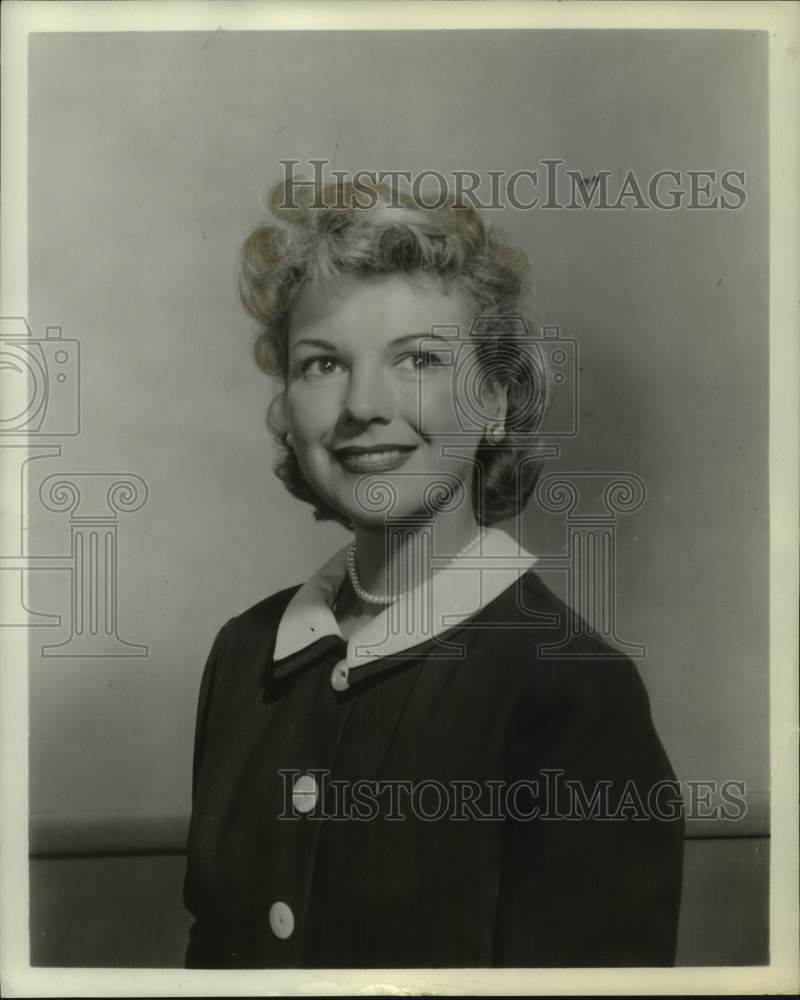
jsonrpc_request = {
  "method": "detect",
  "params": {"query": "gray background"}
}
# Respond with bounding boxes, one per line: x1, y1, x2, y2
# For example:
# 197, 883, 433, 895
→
26, 30, 768, 963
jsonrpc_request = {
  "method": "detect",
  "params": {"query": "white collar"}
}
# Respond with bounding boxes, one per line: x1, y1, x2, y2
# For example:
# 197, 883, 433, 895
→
273, 527, 538, 669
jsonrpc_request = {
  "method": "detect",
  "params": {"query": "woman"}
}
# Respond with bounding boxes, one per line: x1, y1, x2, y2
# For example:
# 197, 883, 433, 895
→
183, 181, 684, 968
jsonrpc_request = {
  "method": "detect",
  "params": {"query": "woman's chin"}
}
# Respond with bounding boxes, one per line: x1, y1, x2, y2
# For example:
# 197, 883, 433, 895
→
329, 489, 435, 526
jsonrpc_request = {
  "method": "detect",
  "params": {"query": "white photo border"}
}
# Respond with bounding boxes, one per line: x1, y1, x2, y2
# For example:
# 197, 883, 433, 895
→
1, 1, 797, 996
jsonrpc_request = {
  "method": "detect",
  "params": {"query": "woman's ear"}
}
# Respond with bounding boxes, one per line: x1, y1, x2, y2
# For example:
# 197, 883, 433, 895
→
277, 391, 291, 430
483, 383, 509, 426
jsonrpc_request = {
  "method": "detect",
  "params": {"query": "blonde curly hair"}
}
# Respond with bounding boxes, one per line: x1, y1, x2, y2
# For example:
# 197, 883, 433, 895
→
239, 179, 548, 528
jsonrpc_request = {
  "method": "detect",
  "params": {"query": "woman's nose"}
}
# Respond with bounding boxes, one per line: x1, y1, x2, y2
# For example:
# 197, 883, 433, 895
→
341, 364, 395, 425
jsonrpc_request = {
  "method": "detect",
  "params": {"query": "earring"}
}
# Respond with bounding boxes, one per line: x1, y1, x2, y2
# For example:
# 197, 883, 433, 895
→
286, 432, 294, 448
485, 421, 506, 445
486, 421, 506, 445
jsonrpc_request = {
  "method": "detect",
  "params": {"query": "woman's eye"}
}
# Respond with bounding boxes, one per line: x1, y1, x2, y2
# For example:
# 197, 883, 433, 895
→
299, 355, 345, 378
398, 350, 446, 371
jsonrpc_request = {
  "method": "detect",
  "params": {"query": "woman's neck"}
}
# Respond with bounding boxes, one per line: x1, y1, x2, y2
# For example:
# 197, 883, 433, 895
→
349, 508, 483, 603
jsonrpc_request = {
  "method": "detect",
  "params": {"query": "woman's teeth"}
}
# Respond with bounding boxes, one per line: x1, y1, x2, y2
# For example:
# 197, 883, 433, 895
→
336, 449, 414, 471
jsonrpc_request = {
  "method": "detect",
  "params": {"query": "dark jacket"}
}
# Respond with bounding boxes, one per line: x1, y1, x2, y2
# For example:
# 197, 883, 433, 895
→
183, 568, 684, 968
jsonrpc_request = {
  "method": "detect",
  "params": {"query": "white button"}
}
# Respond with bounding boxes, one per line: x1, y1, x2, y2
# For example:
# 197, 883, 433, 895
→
330, 659, 350, 692
292, 773, 318, 814
269, 900, 294, 939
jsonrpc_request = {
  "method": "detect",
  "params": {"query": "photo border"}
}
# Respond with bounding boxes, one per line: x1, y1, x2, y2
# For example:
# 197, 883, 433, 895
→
1, 1, 797, 996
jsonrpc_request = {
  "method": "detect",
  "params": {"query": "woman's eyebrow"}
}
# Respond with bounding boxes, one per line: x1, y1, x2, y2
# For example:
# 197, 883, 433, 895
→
292, 338, 338, 351
292, 333, 457, 351
392, 332, 458, 345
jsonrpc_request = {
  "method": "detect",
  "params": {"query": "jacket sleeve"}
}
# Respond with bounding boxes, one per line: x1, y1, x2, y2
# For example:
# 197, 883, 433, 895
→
492, 657, 685, 967
183, 617, 237, 969
188, 618, 237, 802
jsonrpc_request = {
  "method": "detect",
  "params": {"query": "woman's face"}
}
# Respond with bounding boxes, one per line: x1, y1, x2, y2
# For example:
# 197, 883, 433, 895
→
284, 272, 506, 526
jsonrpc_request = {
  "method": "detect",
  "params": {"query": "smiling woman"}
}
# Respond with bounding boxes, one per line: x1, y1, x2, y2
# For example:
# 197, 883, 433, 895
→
242, 182, 548, 538
285, 272, 485, 526
182, 180, 684, 968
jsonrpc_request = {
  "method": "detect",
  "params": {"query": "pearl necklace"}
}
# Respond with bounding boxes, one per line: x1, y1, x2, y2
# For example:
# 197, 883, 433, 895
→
346, 529, 484, 606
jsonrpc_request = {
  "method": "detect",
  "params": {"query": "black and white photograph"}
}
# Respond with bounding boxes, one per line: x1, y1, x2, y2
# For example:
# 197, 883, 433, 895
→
1, 1, 798, 996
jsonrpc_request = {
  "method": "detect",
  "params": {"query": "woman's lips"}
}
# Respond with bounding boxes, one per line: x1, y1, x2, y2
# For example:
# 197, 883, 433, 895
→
333, 447, 417, 473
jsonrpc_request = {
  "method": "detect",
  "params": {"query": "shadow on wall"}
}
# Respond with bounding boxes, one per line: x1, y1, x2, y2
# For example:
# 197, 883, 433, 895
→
30, 837, 769, 967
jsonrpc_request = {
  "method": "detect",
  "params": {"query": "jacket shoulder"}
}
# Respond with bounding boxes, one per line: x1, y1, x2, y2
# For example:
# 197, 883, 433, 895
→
512, 568, 669, 757
199, 584, 302, 700
226, 583, 302, 639
191, 583, 303, 769
520, 569, 634, 664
